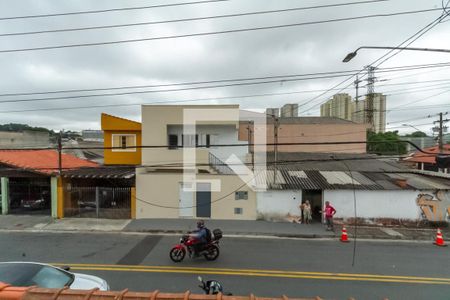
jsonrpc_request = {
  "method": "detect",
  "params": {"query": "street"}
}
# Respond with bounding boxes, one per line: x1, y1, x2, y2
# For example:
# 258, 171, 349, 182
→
0, 231, 449, 300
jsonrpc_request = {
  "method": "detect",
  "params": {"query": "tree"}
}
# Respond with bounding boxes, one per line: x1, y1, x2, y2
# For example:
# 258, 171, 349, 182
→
367, 131, 407, 155
405, 131, 427, 138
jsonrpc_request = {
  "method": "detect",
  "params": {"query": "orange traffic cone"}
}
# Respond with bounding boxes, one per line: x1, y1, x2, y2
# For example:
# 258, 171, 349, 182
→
434, 228, 447, 247
340, 226, 350, 243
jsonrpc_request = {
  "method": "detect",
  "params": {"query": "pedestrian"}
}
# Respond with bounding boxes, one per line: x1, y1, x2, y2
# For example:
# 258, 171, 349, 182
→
323, 201, 336, 231
303, 200, 312, 224
298, 202, 304, 224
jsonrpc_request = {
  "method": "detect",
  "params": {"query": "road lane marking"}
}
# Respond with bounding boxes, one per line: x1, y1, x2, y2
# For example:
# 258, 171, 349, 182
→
53, 263, 450, 285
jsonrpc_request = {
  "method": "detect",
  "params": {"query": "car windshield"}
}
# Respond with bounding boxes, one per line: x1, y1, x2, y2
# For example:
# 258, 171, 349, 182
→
0, 263, 74, 288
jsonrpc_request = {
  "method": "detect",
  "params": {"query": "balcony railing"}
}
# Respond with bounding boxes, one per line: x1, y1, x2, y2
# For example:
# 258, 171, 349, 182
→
209, 152, 235, 175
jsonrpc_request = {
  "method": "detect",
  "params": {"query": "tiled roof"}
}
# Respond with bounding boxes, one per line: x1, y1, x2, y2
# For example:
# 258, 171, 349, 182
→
0, 150, 98, 175
62, 166, 135, 179
403, 144, 450, 164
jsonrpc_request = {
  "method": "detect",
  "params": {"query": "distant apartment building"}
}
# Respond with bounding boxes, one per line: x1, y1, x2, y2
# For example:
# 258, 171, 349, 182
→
320, 93, 386, 133
280, 103, 298, 117
320, 93, 353, 121
265, 108, 279, 117
81, 130, 104, 142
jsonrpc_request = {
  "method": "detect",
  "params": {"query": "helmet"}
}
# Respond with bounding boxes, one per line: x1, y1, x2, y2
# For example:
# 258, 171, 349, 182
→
208, 281, 223, 295
197, 220, 205, 229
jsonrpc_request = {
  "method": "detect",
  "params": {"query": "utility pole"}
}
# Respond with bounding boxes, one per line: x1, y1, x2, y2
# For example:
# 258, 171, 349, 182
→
57, 131, 62, 175
434, 112, 449, 153
247, 121, 254, 170
365, 65, 377, 132
273, 116, 279, 185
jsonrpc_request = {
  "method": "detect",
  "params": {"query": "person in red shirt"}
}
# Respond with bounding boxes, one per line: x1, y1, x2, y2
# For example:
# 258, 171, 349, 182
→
324, 201, 337, 231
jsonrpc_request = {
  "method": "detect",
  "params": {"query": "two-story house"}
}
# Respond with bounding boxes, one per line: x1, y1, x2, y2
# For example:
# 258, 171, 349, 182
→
136, 105, 257, 220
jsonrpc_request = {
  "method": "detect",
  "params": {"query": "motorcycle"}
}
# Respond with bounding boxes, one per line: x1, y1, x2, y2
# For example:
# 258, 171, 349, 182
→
169, 228, 223, 262
197, 276, 232, 295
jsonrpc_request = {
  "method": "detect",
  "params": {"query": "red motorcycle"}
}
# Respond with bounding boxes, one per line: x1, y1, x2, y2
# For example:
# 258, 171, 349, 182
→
169, 229, 222, 262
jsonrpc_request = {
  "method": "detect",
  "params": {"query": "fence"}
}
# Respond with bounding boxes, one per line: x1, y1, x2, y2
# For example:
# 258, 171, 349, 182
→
8, 177, 51, 215
64, 186, 131, 219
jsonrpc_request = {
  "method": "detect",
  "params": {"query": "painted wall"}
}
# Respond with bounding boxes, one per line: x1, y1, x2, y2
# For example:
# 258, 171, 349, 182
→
103, 130, 142, 165
136, 171, 256, 220
141, 105, 240, 166
167, 124, 248, 161
256, 190, 302, 221
239, 122, 368, 153
101, 113, 142, 165
325, 190, 422, 220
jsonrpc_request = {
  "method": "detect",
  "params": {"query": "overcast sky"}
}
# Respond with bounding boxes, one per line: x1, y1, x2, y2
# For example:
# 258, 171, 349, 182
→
0, 0, 449, 134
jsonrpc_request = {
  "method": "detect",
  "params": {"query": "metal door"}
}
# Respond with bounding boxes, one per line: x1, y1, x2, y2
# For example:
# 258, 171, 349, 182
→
179, 183, 194, 218
196, 183, 211, 218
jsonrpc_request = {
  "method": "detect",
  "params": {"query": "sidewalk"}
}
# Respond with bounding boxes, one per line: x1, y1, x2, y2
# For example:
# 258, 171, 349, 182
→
0, 215, 447, 241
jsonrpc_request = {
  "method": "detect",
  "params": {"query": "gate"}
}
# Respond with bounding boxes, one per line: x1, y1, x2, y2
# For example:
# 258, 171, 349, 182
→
64, 186, 131, 219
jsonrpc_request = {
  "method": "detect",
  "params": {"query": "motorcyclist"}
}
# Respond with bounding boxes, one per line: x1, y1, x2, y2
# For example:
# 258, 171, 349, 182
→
190, 220, 211, 255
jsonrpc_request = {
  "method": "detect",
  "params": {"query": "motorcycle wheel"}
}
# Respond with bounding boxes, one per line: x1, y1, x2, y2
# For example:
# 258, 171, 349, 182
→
170, 247, 186, 262
204, 245, 220, 261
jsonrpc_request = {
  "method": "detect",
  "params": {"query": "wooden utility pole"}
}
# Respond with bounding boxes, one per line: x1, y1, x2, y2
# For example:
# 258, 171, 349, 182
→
273, 117, 279, 185
434, 112, 449, 152
247, 121, 254, 170
57, 131, 62, 175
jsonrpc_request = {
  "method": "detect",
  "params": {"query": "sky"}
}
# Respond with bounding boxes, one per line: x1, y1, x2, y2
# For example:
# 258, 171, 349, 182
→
0, 0, 449, 135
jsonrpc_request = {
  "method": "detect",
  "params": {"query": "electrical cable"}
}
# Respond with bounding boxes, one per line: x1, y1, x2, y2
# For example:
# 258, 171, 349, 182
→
0, 8, 443, 53
0, 0, 229, 21
0, 0, 390, 37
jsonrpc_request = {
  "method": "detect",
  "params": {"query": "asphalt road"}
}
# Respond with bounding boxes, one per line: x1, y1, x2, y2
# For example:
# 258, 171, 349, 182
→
0, 231, 449, 300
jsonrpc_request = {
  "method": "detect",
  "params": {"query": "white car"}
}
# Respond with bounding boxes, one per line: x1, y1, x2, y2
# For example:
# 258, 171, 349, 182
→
0, 262, 109, 291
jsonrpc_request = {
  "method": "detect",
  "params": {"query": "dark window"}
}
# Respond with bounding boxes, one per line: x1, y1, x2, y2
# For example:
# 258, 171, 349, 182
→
234, 207, 243, 214
195, 134, 199, 147
235, 191, 248, 200
206, 134, 210, 148
121, 136, 127, 149
168, 135, 178, 149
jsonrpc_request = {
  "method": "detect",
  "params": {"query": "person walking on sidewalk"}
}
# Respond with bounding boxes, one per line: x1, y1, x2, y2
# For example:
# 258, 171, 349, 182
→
323, 201, 336, 231
303, 200, 312, 224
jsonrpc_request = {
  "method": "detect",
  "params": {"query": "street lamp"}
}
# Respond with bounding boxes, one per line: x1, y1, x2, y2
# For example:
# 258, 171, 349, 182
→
343, 46, 450, 62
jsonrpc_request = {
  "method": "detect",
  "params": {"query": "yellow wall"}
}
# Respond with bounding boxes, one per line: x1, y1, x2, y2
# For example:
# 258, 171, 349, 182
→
101, 113, 142, 165
104, 130, 142, 165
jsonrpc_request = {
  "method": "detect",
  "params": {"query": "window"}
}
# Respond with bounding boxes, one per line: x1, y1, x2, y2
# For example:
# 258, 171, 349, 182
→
168, 135, 178, 149
206, 134, 211, 148
234, 207, 243, 215
112, 134, 136, 152
181, 134, 198, 148
235, 191, 248, 200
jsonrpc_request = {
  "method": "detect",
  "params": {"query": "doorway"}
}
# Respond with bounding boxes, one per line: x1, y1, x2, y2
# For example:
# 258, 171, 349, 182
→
179, 183, 194, 218
302, 190, 323, 221
196, 183, 211, 218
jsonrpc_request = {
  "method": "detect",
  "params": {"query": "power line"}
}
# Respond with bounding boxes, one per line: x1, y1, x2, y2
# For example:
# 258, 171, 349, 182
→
0, 8, 443, 54
0, 0, 229, 21
299, 8, 449, 114
1, 61, 449, 98
0, 0, 390, 37
0, 62, 448, 106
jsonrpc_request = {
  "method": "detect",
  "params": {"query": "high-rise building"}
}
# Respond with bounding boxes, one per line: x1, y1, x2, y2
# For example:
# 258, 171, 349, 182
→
320, 93, 353, 121
320, 93, 386, 133
266, 108, 279, 117
351, 93, 386, 133
280, 103, 298, 117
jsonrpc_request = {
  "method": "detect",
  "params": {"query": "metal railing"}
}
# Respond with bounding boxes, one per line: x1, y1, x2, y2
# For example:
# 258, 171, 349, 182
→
208, 152, 235, 175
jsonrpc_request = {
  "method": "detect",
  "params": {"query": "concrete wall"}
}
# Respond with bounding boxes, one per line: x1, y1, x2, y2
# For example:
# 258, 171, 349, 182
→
240, 123, 368, 153
167, 124, 247, 161
256, 190, 302, 220
141, 105, 240, 166
136, 172, 256, 220
0, 131, 49, 148
325, 190, 421, 220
